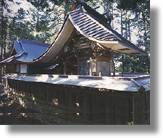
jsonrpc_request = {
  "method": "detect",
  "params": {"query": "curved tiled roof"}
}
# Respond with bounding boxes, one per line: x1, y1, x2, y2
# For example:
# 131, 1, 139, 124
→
69, 8, 118, 42
33, 6, 145, 63
15, 40, 49, 62
1, 40, 49, 64
68, 7, 145, 54
0, 4, 146, 64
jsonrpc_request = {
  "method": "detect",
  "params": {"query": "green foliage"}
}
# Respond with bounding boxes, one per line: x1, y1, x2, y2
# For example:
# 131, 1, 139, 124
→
121, 55, 150, 73
117, 0, 144, 10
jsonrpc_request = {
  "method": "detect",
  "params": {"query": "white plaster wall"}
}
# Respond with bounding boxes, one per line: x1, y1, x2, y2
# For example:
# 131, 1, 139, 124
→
20, 64, 27, 74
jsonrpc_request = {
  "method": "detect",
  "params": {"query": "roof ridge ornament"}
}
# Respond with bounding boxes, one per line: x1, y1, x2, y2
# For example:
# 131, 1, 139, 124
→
76, 0, 85, 11
64, 0, 85, 16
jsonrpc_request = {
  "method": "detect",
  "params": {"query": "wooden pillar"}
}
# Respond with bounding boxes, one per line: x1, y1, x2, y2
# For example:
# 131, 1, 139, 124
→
80, 88, 90, 124
67, 87, 74, 123
145, 92, 150, 124
89, 63, 92, 76
63, 62, 67, 75
77, 58, 80, 75
122, 54, 125, 77
112, 58, 115, 76
128, 93, 134, 124
105, 92, 115, 124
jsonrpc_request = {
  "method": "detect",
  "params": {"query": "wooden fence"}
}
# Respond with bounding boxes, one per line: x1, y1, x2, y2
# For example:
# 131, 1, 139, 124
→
5, 79, 150, 125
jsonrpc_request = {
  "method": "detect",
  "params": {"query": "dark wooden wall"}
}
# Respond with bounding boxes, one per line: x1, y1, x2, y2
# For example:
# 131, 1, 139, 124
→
6, 79, 150, 125
5, 64, 17, 74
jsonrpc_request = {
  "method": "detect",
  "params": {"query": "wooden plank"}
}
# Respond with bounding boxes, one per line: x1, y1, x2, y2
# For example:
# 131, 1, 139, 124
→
90, 90, 106, 124
95, 56, 112, 62
73, 16, 89, 24
62, 85, 69, 122
77, 19, 95, 26
79, 89, 88, 123
74, 16, 90, 22
66, 87, 74, 123
100, 35, 116, 41
78, 22, 97, 30
93, 32, 111, 38
80, 22, 98, 30
82, 26, 101, 34
118, 48, 130, 51
133, 92, 150, 124
70, 11, 83, 17
70, 11, 85, 16
115, 93, 130, 124
145, 92, 150, 124
88, 31, 106, 38
87, 28, 104, 35
77, 20, 95, 29
105, 92, 116, 124
90, 31, 109, 38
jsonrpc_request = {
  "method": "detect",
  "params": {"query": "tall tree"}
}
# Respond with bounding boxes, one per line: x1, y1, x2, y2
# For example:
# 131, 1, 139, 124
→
0, 0, 9, 75
117, 0, 150, 73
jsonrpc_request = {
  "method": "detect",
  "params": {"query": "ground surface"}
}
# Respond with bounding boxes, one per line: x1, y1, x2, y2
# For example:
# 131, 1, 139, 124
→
0, 83, 42, 125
